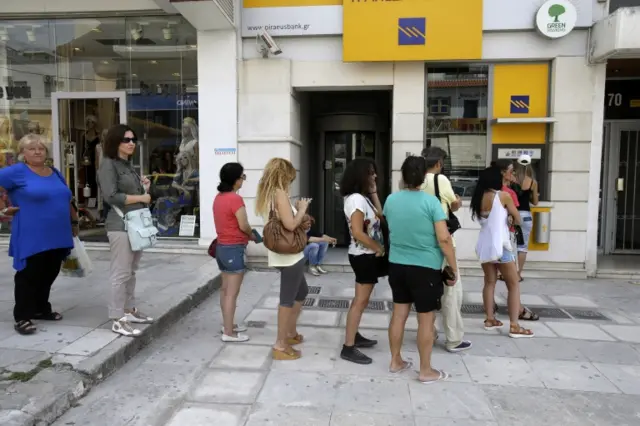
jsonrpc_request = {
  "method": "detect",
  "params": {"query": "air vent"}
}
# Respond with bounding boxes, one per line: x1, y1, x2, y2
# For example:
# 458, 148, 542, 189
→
215, 0, 234, 24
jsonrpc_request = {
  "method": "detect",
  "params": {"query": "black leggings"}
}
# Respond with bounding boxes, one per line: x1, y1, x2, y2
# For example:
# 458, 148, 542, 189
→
14, 248, 67, 322
277, 258, 309, 307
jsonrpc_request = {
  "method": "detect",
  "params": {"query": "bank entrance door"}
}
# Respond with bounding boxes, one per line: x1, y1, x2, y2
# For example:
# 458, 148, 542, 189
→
52, 91, 128, 242
602, 122, 640, 253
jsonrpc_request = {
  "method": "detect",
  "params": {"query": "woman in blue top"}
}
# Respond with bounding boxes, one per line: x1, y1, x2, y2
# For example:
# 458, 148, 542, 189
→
383, 156, 457, 384
0, 134, 77, 335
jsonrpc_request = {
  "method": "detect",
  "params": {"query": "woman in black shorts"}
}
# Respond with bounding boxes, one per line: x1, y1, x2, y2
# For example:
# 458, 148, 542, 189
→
340, 158, 385, 365
383, 156, 458, 383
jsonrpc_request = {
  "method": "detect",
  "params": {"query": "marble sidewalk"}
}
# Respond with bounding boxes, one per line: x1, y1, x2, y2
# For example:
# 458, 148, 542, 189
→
53, 269, 640, 426
0, 250, 221, 426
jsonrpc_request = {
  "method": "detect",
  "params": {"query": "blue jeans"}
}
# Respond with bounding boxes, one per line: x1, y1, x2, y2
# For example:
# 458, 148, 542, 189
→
304, 242, 328, 266
215, 244, 246, 274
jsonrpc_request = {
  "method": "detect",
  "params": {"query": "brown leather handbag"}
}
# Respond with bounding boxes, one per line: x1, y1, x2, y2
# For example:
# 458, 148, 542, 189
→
262, 207, 307, 255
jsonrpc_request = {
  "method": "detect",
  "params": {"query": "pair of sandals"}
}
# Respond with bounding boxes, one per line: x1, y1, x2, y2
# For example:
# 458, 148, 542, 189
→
493, 303, 540, 321
484, 318, 535, 338
14, 312, 63, 335
272, 333, 304, 360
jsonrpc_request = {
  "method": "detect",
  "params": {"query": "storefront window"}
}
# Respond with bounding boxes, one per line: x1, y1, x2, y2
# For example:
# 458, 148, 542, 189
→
425, 65, 489, 198
0, 15, 199, 239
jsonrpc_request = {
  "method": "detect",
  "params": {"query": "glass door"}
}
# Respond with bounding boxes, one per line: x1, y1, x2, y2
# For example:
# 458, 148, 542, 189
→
52, 92, 126, 242
324, 130, 376, 246
612, 125, 640, 252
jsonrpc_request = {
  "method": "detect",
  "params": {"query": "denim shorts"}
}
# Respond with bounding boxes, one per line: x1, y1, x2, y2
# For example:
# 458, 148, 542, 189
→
517, 211, 534, 253
498, 248, 516, 263
215, 244, 246, 274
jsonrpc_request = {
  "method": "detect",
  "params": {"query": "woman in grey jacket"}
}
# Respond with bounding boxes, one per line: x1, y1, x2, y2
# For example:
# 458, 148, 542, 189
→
98, 124, 154, 337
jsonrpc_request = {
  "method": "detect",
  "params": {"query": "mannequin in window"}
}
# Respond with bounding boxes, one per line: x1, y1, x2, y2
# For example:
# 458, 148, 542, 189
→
172, 151, 199, 199
178, 117, 198, 169
83, 115, 100, 198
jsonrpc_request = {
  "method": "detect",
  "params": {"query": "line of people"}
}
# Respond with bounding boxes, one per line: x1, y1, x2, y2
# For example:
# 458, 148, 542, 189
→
210, 150, 539, 383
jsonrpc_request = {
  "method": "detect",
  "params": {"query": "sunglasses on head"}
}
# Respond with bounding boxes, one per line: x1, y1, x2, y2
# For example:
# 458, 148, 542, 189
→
121, 137, 138, 144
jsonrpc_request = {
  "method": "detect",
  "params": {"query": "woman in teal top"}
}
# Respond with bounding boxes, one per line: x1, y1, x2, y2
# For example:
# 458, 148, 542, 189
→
383, 155, 457, 384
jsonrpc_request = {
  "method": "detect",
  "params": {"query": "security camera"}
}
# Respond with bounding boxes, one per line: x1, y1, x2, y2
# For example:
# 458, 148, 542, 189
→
258, 29, 282, 56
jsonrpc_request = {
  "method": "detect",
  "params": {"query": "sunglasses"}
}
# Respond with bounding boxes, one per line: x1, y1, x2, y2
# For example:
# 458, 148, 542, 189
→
121, 137, 138, 144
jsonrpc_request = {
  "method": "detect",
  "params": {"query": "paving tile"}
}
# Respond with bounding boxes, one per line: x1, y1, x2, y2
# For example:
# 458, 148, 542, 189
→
462, 317, 500, 335
0, 348, 50, 369
166, 403, 248, 426
340, 312, 390, 329
414, 420, 498, 426
599, 309, 635, 324
243, 309, 278, 326
600, 325, 640, 343
0, 324, 93, 352
463, 291, 507, 305
459, 335, 523, 358
331, 411, 414, 426
512, 337, 587, 361
56, 329, 118, 356
528, 359, 620, 393
577, 341, 640, 365
519, 294, 551, 306
210, 344, 272, 370
556, 387, 640, 425
321, 286, 355, 298
299, 310, 340, 327
245, 405, 330, 426
430, 352, 473, 383
191, 370, 266, 404
257, 371, 338, 409
482, 386, 583, 426
259, 296, 281, 309
333, 376, 412, 415
272, 347, 337, 373
545, 321, 615, 341
409, 381, 495, 420
549, 295, 598, 308
58, 305, 110, 328
593, 363, 640, 395
462, 355, 544, 388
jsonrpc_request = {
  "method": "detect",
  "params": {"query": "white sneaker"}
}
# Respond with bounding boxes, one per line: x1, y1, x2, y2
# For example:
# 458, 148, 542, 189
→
221, 333, 250, 342
316, 265, 328, 274
112, 319, 141, 337
220, 324, 248, 333
309, 266, 321, 276
124, 309, 154, 324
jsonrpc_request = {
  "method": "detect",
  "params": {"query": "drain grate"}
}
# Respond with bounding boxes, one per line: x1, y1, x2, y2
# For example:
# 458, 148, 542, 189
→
303, 297, 316, 307
246, 320, 267, 328
532, 307, 571, 319
366, 300, 387, 312
308, 286, 321, 295
564, 308, 610, 321
461, 304, 486, 314
318, 298, 350, 309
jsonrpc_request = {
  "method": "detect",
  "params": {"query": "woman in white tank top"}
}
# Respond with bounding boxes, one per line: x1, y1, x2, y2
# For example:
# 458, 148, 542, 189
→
470, 167, 533, 339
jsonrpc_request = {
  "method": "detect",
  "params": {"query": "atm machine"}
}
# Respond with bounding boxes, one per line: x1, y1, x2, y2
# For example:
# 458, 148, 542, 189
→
491, 144, 548, 197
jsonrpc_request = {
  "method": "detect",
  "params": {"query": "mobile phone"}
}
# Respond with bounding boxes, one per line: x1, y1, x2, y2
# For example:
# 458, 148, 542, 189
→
251, 229, 263, 243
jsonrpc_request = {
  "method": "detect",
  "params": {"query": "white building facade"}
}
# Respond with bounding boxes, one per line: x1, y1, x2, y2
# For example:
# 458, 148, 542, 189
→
1, 0, 639, 278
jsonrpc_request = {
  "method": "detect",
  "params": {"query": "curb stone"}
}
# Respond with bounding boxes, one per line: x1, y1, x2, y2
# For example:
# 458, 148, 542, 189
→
0, 274, 221, 426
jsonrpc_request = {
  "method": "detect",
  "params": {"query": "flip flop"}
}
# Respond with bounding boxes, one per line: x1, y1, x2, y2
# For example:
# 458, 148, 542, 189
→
418, 369, 449, 384
389, 360, 413, 374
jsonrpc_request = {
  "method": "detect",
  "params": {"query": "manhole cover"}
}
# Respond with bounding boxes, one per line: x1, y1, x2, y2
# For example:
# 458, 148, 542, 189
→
366, 300, 387, 311
533, 307, 571, 319
303, 297, 316, 307
461, 304, 485, 314
308, 286, 321, 295
246, 321, 267, 328
318, 299, 350, 309
564, 308, 610, 321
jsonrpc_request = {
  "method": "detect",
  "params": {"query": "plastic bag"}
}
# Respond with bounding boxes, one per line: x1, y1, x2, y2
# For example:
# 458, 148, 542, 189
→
61, 237, 93, 277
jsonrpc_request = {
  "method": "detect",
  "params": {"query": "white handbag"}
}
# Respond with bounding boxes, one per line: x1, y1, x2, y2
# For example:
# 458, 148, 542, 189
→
112, 205, 159, 251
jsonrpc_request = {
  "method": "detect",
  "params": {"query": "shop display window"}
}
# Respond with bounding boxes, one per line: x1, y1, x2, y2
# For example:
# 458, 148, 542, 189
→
425, 65, 489, 198
0, 16, 199, 239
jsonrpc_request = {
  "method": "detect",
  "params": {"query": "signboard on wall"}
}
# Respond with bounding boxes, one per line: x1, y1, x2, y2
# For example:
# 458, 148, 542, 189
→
342, 0, 482, 62
535, 0, 578, 39
241, 0, 593, 38
604, 79, 640, 120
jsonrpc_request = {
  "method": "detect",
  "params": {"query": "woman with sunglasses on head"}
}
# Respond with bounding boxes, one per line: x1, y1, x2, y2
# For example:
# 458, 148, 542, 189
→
98, 124, 154, 337
213, 162, 256, 342
493, 160, 539, 322
512, 154, 539, 282
471, 166, 533, 338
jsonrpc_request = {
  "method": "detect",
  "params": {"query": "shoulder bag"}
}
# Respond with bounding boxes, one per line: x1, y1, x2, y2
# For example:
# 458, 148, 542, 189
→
364, 196, 389, 278
434, 174, 461, 235
262, 201, 307, 255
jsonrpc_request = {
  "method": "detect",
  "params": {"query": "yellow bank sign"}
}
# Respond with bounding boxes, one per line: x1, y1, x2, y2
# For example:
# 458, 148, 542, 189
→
343, 0, 483, 62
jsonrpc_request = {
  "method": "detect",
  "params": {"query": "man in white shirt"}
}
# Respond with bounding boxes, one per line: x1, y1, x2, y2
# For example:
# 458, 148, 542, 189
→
420, 147, 472, 353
